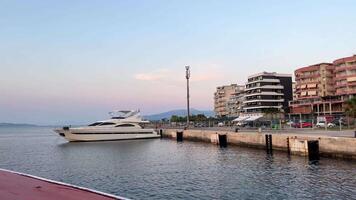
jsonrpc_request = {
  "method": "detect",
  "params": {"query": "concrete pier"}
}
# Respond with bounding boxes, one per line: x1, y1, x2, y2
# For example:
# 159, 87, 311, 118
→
161, 129, 356, 160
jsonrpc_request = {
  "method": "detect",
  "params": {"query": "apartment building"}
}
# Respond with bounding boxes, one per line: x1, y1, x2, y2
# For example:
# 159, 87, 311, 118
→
214, 84, 244, 118
292, 82, 297, 100
294, 63, 335, 99
243, 72, 293, 115
334, 55, 356, 98
226, 88, 245, 117
290, 56, 356, 118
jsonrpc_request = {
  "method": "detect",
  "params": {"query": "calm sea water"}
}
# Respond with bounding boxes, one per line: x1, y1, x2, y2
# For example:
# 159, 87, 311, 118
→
0, 127, 355, 200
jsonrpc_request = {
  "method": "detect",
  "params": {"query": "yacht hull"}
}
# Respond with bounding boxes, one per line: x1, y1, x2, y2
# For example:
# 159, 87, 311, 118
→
54, 128, 160, 142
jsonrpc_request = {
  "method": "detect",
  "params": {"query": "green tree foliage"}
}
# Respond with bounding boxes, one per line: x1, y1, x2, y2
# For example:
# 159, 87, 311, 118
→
345, 97, 356, 118
262, 108, 280, 120
170, 114, 208, 122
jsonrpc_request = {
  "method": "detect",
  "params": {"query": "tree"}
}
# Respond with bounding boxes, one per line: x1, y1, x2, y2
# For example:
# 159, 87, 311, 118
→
263, 108, 280, 120
195, 114, 207, 122
345, 97, 356, 118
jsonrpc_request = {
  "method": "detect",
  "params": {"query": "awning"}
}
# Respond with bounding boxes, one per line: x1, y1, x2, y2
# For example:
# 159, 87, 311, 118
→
245, 115, 263, 122
308, 90, 317, 96
232, 116, 250, 122
307, 84, 317, 88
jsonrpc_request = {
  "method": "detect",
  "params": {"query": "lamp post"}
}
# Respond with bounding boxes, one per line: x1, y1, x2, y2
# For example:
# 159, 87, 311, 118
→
185, 66, 190, 128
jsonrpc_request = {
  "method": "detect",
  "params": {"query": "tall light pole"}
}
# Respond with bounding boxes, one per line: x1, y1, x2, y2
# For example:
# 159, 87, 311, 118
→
185, 66, 190, 128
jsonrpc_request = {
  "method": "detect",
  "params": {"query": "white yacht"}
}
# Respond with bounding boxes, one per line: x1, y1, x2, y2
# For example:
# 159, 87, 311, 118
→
54, 110, 159, 142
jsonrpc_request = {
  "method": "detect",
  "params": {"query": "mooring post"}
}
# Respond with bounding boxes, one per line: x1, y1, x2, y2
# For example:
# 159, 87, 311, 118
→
307, 140, 320, 161
218, 134, 227, 148
287, 137, 290, 155
269, 134, 272, 151
159, 129, 163, 138
265, 134, 272, 153
177, 131, 183, 142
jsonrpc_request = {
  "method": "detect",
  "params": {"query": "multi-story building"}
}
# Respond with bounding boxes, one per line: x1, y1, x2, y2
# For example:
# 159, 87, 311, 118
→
243, 72, 293, 116
214, 84, 244, 118
292, 82, 297, 100
226, 88, 245, 117
294, 63, 335, 99
334, 55, 356, 98
290, 56, 356, 118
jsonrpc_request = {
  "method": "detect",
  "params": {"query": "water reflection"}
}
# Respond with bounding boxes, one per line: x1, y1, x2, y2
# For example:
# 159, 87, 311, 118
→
0, 127, 355, 200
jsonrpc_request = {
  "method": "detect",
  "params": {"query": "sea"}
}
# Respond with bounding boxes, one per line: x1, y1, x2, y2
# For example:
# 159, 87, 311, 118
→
0, 126, 355, 200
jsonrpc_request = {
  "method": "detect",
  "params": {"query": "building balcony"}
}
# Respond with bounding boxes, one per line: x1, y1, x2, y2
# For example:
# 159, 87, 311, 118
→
246, 79, 280, 85
334, 64, 356, 72
335, 83, 347, 89
295, 73, 320, 80
243, 99, 284, 104
243, 105, 283, 110
245, 85, 284, 91
244, 92, 283, 98
335, 74, 356, 81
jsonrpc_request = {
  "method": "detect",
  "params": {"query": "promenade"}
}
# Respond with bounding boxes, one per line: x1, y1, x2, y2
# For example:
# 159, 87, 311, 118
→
188, 127, 356, 138
160, 128, 356, 160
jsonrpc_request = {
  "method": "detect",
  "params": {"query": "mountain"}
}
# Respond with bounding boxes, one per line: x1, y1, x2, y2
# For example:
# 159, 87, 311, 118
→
0, 123, 39, 127
144, 109, 214, 121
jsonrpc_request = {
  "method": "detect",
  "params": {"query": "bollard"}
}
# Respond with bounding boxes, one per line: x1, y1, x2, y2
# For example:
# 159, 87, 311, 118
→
265, 134, 273, 153
235, 127, 239, 133
269, 135, 272, 151
218, 134, 227, 148
307, 140, 320, 161
159, 129, 163, 138
286, 137, 290, 155
176, 131, 183, 142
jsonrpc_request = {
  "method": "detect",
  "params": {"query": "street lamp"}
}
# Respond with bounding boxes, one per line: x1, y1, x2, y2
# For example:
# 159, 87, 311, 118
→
186, 66, 190, 128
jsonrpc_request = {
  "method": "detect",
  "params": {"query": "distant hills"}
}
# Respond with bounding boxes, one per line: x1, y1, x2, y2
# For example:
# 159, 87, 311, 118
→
144, 109, 214, 121
0, 123, 39, 127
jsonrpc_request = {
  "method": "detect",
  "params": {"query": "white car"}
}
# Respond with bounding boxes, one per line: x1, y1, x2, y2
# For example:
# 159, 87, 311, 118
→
327, 122, 336, 128
315, 121, 326, 128
236, 121, 247, 127
316, 121, 336, 128
218, 122, 224, 127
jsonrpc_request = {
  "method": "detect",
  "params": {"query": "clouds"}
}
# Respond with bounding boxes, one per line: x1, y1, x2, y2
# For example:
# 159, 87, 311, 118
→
133, 64, 225, 85
134, 69, 170, 81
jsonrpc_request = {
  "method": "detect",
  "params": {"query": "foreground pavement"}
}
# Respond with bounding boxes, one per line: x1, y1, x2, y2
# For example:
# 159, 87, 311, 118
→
0, 169, 126, 200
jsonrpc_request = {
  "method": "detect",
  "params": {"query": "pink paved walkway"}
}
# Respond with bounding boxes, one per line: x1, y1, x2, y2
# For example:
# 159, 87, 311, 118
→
0, 169, 124, 200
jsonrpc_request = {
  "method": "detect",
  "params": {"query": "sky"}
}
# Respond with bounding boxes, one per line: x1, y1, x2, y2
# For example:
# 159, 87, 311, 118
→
0, 0, 356, 125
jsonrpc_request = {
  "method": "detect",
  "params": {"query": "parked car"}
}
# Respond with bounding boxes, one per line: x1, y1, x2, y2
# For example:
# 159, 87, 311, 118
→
327, 122, 336, 128
236, 121, 248, 127
330, 119, 347, 126
217, 122, 224, 127
315, 121, 326, 128
292, 122, 313, 128
286, 121, 294, 126
316, 121, 335, 128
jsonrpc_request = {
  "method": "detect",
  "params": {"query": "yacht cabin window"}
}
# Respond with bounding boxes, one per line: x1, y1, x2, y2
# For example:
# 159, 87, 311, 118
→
88, 122, 102, 126
115, 124, 135, 127
99, 122, 116, 126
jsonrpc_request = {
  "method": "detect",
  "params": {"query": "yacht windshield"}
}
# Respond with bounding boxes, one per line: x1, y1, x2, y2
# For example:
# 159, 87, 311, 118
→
99, 122, 116, 126
115, 124, 135, 127
88, 122, 102, 126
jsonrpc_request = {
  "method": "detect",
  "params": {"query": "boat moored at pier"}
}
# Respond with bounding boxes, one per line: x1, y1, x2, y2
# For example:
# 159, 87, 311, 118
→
54, 110, 159, 142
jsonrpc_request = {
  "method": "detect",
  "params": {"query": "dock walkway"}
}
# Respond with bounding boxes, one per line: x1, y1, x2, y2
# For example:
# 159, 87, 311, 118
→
0, 169, 126, 200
